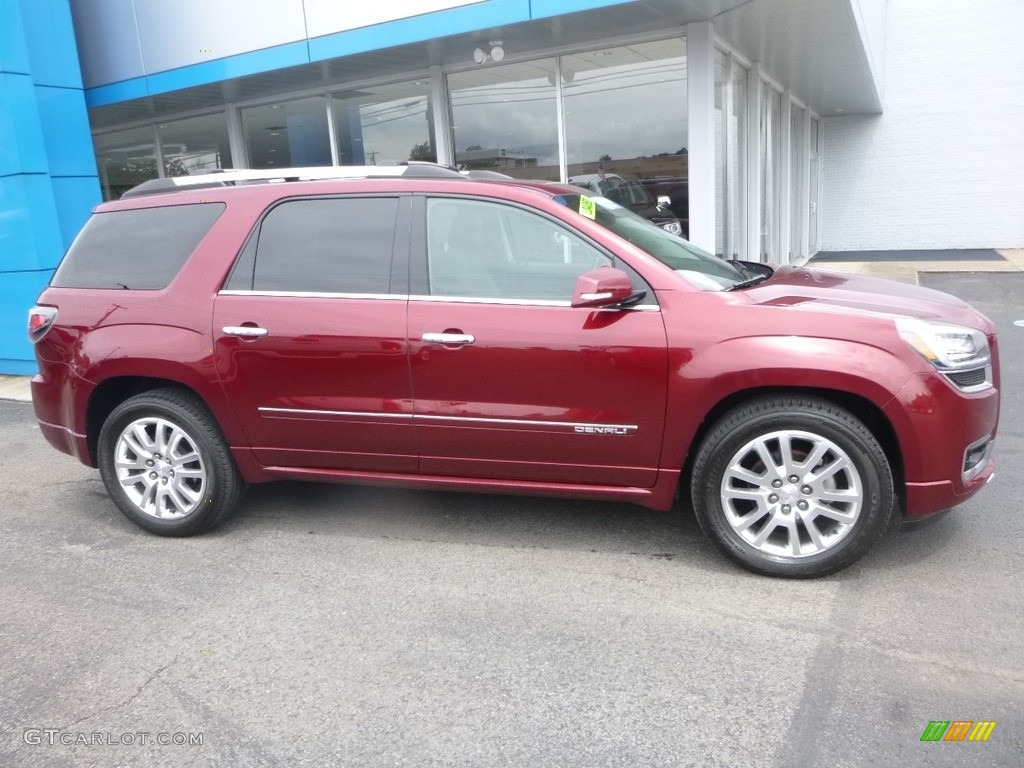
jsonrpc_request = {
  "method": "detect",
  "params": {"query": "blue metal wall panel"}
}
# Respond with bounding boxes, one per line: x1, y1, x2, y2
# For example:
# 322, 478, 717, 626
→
20, 0, 83, 88
50, 175, 100, 248
0, 73, 48, 176
0, 0, 99, 373
0, 174, 64, 271
0, 268, 54, 374
34, 84, 97, 176
0, 0, 30, 74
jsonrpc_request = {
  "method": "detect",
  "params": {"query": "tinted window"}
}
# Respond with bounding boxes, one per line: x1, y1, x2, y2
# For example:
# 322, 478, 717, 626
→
253, 198, 398, 293
426, 198, 611, 301
52, 204, 224, 289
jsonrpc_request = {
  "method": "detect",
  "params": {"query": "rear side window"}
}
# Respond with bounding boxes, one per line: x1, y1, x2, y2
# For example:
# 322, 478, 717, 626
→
250, 197, 399, 294
52, 203, 224, 289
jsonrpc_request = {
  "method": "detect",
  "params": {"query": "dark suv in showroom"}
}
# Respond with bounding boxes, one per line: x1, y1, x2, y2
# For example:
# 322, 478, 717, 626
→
29, 165, 999, 577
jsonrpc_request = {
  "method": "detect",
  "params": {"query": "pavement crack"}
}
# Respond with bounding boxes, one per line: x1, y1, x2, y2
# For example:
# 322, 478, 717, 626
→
59, 633, 196, 730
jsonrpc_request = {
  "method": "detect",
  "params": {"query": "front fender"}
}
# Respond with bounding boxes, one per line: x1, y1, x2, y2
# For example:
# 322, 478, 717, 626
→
661, 335, 915, 471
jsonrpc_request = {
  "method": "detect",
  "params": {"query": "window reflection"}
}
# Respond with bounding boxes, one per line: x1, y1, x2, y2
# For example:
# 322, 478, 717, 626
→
158, 112, 232, 177
241, 96, 331, 169
448, 59, 559, 180
332, 80, 434, 165
562, 40, 688, 235
94, 126, 159, 201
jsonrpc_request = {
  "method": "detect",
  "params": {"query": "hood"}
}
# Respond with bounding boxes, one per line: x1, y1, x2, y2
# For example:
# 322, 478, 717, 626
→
746, 266, 994, 332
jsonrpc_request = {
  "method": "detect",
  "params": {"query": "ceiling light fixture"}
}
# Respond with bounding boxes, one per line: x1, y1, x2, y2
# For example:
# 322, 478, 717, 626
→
473, 40, 505, 65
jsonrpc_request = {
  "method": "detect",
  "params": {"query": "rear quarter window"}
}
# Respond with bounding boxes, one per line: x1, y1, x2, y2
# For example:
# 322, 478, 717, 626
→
52, 203, 225, 289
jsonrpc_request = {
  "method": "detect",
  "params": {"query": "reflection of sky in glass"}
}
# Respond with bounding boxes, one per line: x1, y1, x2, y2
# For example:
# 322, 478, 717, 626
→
563, 56, 688, 164
449, 60, 559, 166
357, 97, 430, 164
449, 43, 687, 170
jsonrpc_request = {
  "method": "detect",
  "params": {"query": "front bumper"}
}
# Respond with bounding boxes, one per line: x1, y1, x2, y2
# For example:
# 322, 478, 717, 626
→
885, 371, 999, 520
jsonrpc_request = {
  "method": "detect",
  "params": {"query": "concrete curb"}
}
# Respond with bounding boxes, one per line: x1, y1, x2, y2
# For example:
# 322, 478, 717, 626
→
0, 375, 32, 403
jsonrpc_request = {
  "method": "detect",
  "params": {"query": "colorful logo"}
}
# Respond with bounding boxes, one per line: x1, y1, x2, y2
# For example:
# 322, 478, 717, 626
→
920, 721, 997, 742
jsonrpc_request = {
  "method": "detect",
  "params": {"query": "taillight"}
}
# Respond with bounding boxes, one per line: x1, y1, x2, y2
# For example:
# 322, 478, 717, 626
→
28, 306, 57, 342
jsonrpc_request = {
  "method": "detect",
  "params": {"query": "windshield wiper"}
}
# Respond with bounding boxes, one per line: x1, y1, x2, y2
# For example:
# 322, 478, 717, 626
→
724, 274, 770, 291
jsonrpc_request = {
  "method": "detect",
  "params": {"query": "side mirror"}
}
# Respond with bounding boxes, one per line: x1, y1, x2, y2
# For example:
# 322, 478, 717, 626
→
657, 195, 672, 208
571, 267, 635, 308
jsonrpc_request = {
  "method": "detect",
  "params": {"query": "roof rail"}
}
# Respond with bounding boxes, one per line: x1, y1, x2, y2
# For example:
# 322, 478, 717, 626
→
120, 163, 463, 199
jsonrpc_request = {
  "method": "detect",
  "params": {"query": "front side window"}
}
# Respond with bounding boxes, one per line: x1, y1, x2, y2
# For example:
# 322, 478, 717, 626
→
553, 194, 746, 291
252, 198, 399, 294
426, 198, 611, 301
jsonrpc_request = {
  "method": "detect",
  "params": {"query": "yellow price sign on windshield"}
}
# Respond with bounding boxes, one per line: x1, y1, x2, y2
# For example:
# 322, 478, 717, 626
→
578, 196, 597, 220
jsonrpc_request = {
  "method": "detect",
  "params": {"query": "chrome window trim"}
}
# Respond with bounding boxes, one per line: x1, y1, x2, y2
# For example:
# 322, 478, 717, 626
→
259, 407, 637, 433
219, 290, 658, 309
408, 294, 659, 310
220, 290, 407, 300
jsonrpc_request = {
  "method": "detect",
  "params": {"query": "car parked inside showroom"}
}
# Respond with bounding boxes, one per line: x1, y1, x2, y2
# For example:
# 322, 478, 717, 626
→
568, 172, 684, 236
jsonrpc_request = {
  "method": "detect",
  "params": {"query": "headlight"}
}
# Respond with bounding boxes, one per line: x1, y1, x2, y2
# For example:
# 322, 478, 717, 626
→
661, 221, 682, 236
896, 318, 992, 391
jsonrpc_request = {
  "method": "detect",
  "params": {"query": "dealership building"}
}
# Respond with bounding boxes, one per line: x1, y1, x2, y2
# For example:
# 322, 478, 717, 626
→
2, 0, 1022, 374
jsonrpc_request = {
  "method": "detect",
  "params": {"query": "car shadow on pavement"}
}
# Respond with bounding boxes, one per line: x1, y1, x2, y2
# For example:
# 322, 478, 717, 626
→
209, 479, 721, 564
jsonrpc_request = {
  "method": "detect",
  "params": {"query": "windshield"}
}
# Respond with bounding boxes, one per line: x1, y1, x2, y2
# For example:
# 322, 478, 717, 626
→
554, 193, 747, 291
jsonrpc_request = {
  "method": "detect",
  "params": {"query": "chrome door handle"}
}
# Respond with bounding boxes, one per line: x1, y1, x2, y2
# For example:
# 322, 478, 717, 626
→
421, 332, 475, 346
223, 325, 268, 338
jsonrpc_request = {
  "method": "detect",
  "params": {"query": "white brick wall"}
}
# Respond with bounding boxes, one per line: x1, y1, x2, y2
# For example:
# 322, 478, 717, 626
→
821, 0, 1024, 251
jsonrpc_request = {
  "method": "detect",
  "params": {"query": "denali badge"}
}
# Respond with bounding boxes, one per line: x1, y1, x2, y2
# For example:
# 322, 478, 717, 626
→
575, 425, 632, 435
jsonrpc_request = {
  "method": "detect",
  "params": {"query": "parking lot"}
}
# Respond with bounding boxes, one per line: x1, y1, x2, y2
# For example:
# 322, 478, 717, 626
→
1, 271, 1021, 767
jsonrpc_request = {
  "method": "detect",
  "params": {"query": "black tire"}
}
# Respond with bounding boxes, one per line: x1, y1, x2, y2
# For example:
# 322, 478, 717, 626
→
98, 388, 243, 536
691, 395, 894, 578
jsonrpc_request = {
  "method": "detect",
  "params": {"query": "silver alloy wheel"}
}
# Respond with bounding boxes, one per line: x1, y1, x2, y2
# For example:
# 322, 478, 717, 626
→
720, 429, 863, 558
114, 417, 208, 519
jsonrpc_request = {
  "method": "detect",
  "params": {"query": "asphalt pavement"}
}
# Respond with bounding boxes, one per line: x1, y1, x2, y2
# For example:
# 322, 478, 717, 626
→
1, 272, 1021, 767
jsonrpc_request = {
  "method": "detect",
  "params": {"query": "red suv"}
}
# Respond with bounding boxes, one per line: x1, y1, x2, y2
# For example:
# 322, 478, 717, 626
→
28, 165, 1000, 577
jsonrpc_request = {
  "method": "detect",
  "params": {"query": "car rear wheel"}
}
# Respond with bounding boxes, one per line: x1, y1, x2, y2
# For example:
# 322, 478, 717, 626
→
691, 396, 894, 578
98, 389, 242, 536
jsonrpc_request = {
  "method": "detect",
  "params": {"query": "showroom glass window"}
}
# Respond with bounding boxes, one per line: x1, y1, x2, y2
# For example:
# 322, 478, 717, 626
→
789, 102, 806, 261
250, 198, 399, 294
93, 126, 159, 201
562, 40, 688, 229
331, 80, 434, 165
241, 97, 331, 169
759, 82, 784, 264
448, 59, 560, 180
158, 112, 233, 177
714, 50, 747, 259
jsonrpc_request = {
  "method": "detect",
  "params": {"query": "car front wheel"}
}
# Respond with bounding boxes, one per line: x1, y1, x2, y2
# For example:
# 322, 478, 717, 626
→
691, 396, 895, 578
98, 388, 242, 536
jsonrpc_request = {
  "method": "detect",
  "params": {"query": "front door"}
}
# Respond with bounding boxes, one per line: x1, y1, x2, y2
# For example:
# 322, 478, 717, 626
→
214, 195, 416, 472
407, 196, 668, 487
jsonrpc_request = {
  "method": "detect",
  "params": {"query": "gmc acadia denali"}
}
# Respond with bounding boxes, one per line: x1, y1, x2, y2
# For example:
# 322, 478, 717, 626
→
29, 165, 1000, 577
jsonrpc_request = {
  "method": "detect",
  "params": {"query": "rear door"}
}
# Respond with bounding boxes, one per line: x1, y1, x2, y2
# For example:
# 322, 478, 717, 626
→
213, 195, 416, 472
407, 195, 669, 487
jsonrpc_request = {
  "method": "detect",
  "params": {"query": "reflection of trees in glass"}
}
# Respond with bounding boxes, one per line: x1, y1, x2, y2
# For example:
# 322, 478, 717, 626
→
100, 156, 159, 200
409, 141, 436, 162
